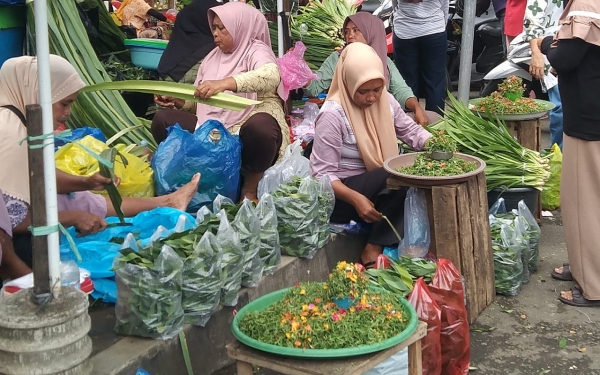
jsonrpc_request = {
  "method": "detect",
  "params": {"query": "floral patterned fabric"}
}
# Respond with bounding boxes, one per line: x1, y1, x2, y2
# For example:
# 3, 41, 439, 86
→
523, 0, 564, 41
2, 193, 27, 229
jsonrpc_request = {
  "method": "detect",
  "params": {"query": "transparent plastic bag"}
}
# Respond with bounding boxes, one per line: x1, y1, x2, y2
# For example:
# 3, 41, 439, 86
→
257, 193, 281, 275
398, 188, 430, 258
182, 231, 222, 326
215, 210, 244, 306
212, 194, 235, 213
488, 197, 506, 215
517, 200, 541, 273
541, 144, 562, 211
233, 199, 263, 288
317, 175, 335, 249
362, 348, 408, 375
258, 140, 309, 197
492, 223, 523, 296
114, 244, 184, 340
513, 216, 531, 284
408, 278, 442, 375
276, 41, 319, 100
273, 176, 320, 259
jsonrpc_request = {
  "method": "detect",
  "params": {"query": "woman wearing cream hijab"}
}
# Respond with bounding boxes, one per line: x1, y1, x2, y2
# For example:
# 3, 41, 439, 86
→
0, 55, 199, 279
309, 43, 432, 268
536, 0, 600, 307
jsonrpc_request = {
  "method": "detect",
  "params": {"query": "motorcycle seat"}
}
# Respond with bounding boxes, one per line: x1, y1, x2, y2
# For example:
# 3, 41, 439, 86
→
478, 22, 502, 38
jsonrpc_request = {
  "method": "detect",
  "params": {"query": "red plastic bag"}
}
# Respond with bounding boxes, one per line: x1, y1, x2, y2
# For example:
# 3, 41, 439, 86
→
408, 278, 442, 375
276, 41, 319, 100
429, 259, 470, 375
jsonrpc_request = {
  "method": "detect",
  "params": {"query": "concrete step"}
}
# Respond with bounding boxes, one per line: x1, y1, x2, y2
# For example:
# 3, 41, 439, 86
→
89, 233, 366, 375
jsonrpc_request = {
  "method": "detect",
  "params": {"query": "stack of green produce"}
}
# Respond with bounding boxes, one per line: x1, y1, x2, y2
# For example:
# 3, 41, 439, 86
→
433, 95, 551, 191
489, 214, 524, 296
26, 0, 155, 148
114, 235, 184, 339
272, 176, 321, 259
256, 194, 281, 275
102, 55, 156, 82
317, 176, 335, 249
366, 256, 438, 297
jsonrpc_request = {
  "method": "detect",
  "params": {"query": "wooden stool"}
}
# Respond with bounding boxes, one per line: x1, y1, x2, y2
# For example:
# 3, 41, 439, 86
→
505, 118, 543, 222
387, 171, 495, 323
227, 321, 427, 375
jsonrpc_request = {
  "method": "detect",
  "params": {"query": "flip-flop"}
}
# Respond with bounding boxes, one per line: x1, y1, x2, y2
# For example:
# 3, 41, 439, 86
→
558, 287, 600, 307
362, 261, 376, 270
551, 262, 573, 281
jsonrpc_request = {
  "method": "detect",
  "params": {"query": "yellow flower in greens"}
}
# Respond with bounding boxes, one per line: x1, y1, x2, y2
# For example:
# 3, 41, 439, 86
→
300, 289, 306, 295
337, 261, 348, 270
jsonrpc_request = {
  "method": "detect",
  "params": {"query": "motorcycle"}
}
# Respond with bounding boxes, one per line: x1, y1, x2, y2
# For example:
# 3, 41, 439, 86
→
481, 36, 546, 99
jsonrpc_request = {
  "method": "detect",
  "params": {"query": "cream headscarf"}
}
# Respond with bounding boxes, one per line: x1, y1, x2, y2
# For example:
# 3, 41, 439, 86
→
555, 0, 600, 47
327, 43, 398, 170
0, 55, 86, 204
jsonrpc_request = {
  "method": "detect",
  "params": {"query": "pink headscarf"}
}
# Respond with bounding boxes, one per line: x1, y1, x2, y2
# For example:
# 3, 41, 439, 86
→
345, 13, 390, 84
195, 2, 284, 128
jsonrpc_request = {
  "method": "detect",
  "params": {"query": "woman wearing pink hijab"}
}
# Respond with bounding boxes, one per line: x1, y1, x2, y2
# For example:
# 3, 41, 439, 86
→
152, 2, 289, 202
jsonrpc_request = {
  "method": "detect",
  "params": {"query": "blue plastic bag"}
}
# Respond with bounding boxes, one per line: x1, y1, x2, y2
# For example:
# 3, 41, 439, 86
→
0, 0, 25, 4
54, 127, 107, 149
152, 121, 242, 212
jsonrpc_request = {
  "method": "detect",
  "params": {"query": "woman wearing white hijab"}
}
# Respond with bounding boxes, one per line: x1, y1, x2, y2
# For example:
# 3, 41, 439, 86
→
536, 0, 600, 307
0, 55, 200, 277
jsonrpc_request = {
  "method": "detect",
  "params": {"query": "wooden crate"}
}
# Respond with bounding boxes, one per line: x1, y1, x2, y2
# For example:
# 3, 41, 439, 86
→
387, 172, 495, 323
505, 119, 543, 222
227, 321, 427, 375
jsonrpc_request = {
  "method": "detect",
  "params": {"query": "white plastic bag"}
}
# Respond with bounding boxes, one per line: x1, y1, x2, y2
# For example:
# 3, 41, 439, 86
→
258, 140, 309, 197
362, 349, 408, 375
398, 188, 430, 258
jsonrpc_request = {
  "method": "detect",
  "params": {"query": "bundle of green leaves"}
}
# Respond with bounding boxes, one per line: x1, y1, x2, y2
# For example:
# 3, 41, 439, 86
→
366, 256, 437, 296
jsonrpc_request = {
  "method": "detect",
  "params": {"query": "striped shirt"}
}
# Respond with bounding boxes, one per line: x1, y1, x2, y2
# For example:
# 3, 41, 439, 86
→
393, 0, 449, 40
309, 93, 431, 182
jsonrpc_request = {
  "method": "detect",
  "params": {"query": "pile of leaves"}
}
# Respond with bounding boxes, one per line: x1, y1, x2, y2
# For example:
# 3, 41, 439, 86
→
424, 129, 457, 153
474, 91, 545, 114
238, 264, 410, 349
366, 256, 438, 296
398, 154, 477, 177
101, 55, 158, 82
327, 261, 369, 300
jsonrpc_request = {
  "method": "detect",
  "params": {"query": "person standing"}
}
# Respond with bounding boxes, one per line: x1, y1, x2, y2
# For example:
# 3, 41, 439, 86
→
391, 0, 448, 115
538, 0, 600, 307
504, 0, 527, 46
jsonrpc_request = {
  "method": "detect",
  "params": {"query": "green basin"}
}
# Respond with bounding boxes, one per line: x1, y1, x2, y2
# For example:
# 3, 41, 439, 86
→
231, 286, 419, 358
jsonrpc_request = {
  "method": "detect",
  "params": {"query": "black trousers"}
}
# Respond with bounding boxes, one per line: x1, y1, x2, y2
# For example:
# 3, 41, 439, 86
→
330, 168, 407, 247
151, 109, 283, 173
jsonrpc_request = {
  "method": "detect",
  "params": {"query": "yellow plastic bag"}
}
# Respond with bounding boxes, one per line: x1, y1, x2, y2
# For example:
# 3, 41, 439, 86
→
541, 143, 562, 211
55, 136, 154, 198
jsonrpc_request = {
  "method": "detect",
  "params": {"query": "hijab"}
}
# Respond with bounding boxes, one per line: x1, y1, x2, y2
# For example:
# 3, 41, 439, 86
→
157, 0, 220, 82
194, 2, 284, 128
555, 0, 600, 47
0, 55, 86, 204
115, 0, 151, 29
327, 43, 398, 170
344, 12, 390, 84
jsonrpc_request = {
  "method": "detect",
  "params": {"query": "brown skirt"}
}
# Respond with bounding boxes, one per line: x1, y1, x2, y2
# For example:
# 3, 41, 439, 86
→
561, 134, 600, 300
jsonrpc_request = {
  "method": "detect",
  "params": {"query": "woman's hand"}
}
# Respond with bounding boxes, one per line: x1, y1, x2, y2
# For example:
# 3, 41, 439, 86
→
194, 79, 231, 100
72, 212, 108, 236
352, 194, 382, 223
154, 95, 185, 109
87, 173, 120, 191
529, 47, 546, 80
413, 107, 429, 126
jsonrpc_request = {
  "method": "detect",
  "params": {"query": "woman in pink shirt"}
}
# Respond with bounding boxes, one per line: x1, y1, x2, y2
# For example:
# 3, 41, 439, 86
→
309, 43, 431, 268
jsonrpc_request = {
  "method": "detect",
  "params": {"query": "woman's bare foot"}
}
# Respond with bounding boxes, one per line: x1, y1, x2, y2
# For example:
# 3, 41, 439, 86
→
360, 243, 383, 268
560, 290, 573, 301
166, 173, 201, 211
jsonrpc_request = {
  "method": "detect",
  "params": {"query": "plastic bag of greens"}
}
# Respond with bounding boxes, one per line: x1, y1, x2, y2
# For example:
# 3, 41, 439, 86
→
213, 194, 235, 213
273, 176, 320, 259
517, 200, 541, 273
317, 175, 335, 249
489, 197, 507, 215
257, 193, 281, 275
182, 231, 222, 326
114, 242, 184, 340
214, 210, 244, 306
258, 140, 309, 197
398, 188, 430, 258
541, 144, 562, 211
491, 221, 523, 296
233, 199, 263, 288
513, 216, 531, 284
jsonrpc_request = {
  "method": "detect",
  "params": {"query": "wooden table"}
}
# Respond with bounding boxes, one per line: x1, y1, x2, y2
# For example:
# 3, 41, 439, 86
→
387, 172, 495, 323
227, 321, 427, 375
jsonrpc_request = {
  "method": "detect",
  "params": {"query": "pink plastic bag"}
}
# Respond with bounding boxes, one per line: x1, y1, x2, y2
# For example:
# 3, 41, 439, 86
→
276, 41, 319, 100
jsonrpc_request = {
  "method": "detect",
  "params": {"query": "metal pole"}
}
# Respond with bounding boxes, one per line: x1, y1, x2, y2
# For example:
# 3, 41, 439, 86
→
33, 0, 62, 297
277, 0, 284, 57
457, 0, 476, 103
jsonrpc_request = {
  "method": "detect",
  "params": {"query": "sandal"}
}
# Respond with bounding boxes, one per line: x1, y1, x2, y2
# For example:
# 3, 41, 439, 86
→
551, 262, 573, 281
362, 261, 376, 270
558, 287, 600, 307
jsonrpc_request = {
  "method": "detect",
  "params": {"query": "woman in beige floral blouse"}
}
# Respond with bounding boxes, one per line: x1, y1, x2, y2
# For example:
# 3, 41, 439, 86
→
152, 2, 289, 202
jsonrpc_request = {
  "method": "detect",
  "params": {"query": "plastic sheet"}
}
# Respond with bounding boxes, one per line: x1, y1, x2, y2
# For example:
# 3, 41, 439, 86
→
54, 135, 154, 198
429, 259, 470, 375
152, 121, 242, 211
362, 348, 408, 375
54, 126, 106, 149
408, 278, 442, 375
276, 41, 319, 100
256, 193, 281, 275
398, 188, 430, 258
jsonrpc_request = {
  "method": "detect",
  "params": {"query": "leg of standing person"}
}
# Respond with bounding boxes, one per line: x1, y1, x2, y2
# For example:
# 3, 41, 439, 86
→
238, 113, 283, 201
548, 85, 563, 149
150, 108, 198, 144
419, 31, 447, 115
393, 34, 421, 99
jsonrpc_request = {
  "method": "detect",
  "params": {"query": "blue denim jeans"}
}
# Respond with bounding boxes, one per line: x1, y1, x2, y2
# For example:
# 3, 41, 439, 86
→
548, 85, 563, 150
